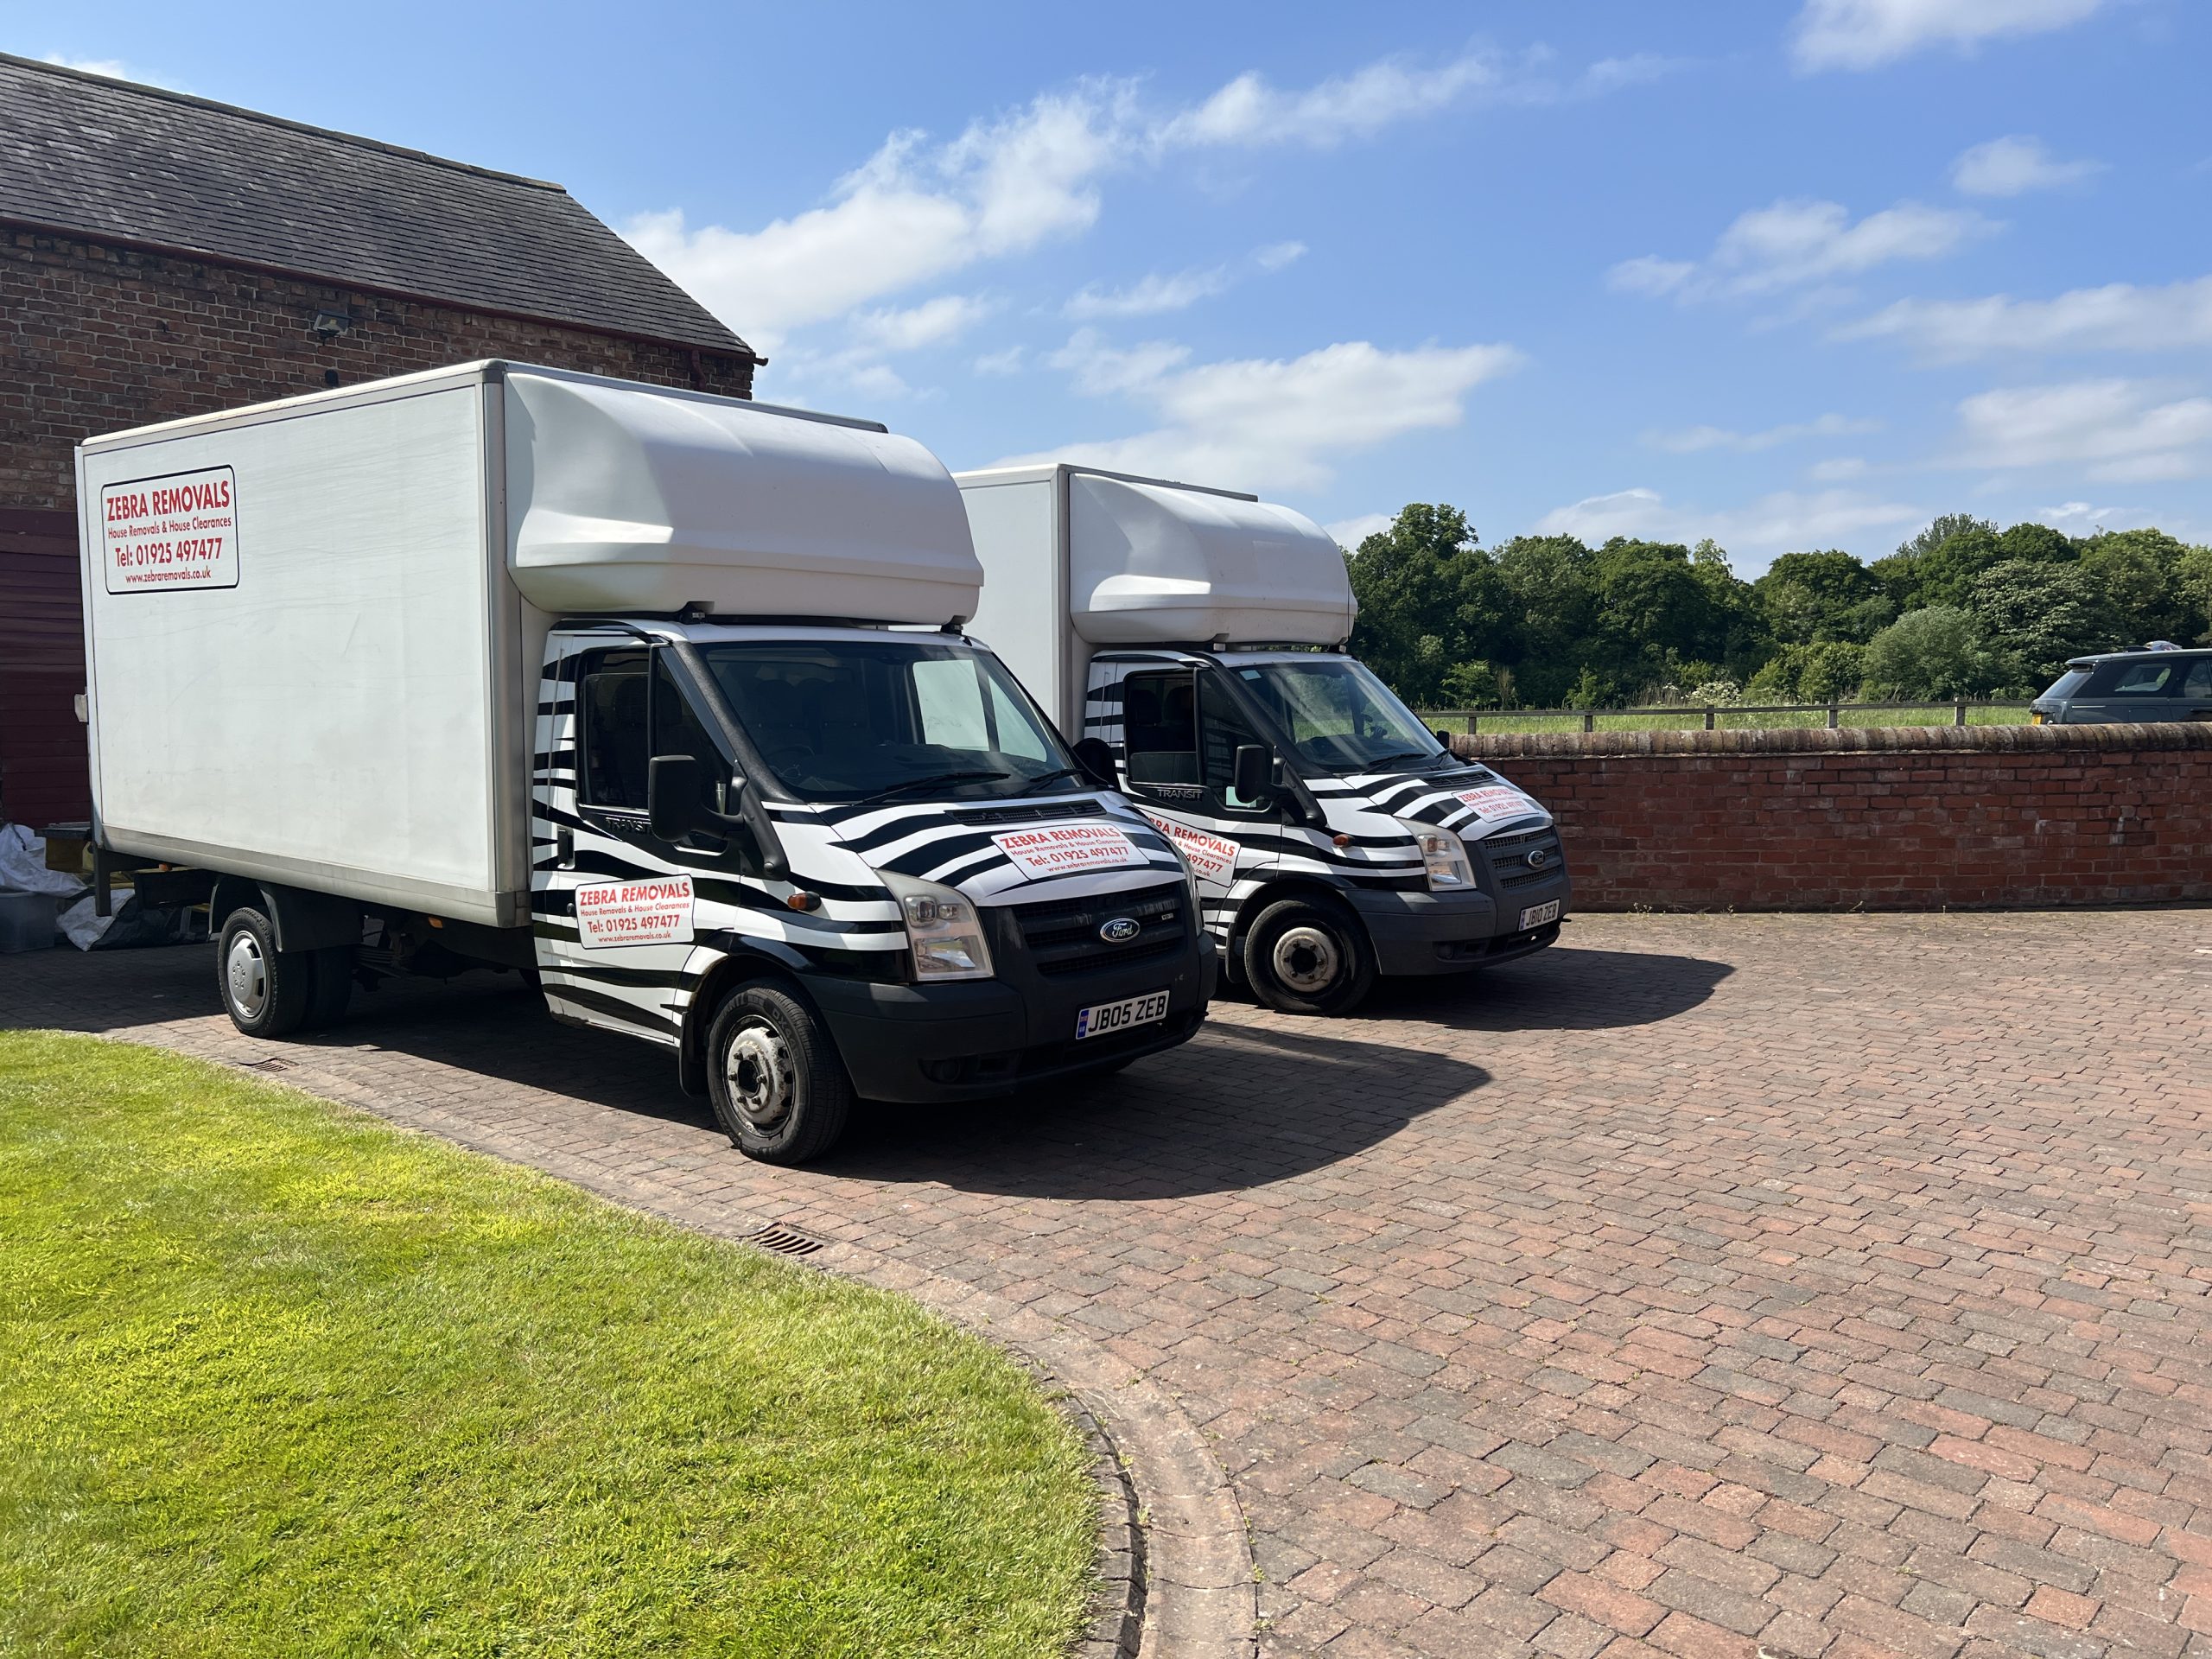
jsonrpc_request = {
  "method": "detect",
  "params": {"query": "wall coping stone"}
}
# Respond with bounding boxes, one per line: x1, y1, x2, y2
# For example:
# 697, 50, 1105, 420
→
1452, 720, 2212, 760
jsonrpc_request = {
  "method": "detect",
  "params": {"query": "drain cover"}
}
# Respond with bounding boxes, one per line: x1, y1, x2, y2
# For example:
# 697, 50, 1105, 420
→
743, 1224, 824, 1258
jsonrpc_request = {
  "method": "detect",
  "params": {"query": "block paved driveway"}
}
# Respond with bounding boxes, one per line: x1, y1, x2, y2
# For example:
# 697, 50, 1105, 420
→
6, 910, 2211, 1659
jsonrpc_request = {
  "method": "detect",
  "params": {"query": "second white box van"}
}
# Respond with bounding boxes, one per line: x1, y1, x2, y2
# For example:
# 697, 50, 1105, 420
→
956, 464, 1571, 1014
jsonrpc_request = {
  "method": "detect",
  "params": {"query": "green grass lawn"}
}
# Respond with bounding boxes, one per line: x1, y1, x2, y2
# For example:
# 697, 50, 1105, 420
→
1427, 702, 2032, 735
0, 1033, 1096, 1659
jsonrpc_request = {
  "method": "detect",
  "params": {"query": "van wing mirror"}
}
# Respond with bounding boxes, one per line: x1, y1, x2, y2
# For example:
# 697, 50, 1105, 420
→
1072, 736, 1119, 787
1231, 743, 1275, 802
647, 754, 701, 841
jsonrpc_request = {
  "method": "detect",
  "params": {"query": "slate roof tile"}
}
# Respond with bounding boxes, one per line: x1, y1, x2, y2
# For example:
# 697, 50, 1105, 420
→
0, 53, 751, 357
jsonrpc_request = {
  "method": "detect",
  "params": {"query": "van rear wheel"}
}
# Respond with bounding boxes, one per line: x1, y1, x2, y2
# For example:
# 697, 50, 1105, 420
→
1242, 897, 1376, 1016
705, 984, 854, 1165
218, 906, 313, 1038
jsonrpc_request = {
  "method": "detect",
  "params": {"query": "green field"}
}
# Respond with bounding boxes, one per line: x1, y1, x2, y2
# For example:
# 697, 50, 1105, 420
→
1423, 702, 2033, 736
0, 1032, 1095, 1659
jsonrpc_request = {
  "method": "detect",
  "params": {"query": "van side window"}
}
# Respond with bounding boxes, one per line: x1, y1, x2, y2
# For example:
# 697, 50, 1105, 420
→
578, 649, 649, 811
1122, 671, 1198, 786
1199, 672, 1272, 813
653, 656, 728, 818
2183, 658, 2212, 698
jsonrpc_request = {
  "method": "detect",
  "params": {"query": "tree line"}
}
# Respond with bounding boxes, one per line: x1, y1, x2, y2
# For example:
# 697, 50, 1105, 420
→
1343, 505, 2212, 709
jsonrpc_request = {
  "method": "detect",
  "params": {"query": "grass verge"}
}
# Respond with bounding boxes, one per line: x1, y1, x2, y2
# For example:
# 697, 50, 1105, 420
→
0, 1031, 1095, 1659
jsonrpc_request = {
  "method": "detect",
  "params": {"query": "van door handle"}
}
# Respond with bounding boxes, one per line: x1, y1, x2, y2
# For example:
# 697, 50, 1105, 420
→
557, 826, 575, 867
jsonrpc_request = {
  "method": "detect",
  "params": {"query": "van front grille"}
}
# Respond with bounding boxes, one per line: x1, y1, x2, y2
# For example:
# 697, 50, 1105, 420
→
1479, 825, 1567, 892
1005, 881, 1187, 976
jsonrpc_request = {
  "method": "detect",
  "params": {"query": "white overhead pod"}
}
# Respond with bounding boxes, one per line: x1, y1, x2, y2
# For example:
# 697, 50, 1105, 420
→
1065, 472, 1353, 646
957, 463, 1357, 730
505, 368, 981, 624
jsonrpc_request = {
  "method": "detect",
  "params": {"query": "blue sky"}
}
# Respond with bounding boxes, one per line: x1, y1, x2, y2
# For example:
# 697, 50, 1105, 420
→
23, 0, 2212, 573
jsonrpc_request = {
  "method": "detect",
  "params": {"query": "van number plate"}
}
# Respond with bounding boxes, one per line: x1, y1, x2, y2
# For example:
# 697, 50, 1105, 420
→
1075, 990, 1170, 1040
1518, 899, 1561, 931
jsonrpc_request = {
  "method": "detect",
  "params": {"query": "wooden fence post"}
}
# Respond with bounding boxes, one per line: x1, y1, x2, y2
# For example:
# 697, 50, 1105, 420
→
1827, 702, 1840, 728
1954, 699, 1967, 727
1582, 712, 1595, 734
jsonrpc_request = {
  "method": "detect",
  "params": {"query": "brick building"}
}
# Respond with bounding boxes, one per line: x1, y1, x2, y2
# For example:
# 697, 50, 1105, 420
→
0, 53, 758, 829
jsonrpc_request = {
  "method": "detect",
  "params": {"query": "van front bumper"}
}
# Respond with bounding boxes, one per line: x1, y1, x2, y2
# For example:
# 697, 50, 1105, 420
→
1345, 879, 1572, 977
802, 939, 1214, 1104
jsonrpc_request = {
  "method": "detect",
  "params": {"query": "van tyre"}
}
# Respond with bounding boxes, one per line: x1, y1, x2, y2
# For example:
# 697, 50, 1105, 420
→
218, 907, 313, 1038
302, 945, 354, 1031
1242, 897, 1376, 1016
705, 984, 853, 1166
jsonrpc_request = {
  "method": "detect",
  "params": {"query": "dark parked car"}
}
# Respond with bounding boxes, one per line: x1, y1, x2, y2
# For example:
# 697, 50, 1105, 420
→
2031, 647, 2212, 724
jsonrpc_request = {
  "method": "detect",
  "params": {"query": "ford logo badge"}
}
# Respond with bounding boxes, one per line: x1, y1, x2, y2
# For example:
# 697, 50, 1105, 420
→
1526, 847, 1551, 869
1099, 917, 1141, 944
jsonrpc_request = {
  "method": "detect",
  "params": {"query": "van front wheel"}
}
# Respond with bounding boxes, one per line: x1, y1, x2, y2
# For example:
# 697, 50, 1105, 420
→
1241, 898, 1376, 1016
705, 984, 854, 1166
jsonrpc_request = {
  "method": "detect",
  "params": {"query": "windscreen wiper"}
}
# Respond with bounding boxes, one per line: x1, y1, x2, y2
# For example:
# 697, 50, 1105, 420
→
1014, 766, 1084, 794
849, 769, 1010, 805
1363, 749, 1453, 771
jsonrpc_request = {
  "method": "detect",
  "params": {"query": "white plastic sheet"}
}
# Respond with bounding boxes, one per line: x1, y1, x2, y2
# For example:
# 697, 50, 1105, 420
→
0, 823, 86, 898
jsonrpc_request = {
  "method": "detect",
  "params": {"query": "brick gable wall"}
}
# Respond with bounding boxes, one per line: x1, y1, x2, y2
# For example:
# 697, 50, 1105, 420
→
1, 226, 755, 512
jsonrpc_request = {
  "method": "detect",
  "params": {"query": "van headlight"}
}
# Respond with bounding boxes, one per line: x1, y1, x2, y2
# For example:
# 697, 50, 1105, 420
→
1396, 817, 1474, 892
881, 873, 995, 981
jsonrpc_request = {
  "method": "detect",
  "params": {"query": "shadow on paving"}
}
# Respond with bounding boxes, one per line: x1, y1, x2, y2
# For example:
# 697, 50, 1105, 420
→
6, 943, 1492, 1200
1350, 943, 1733, 1032
829, 1019, 1489, 1200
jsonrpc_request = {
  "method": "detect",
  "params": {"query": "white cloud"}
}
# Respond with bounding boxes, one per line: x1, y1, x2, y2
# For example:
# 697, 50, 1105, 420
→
625, 87, 1128, 352
42, 53, 140, 80
1643, 412, 1881, 453
1791, 0, 2111, 72
1611, 198, 1992, 301
1952, 378, 2212, 480
1951, 135, 2103, 197
1579, 54, 1689, 95
1004, 337, 1522, 492
1326, 513, 1395, 549
1065, 240, 1309, 320
1533, 486, 1924, 564
1809, 455, 1871, 480
1838, 274, 2212, 359
849, 294, 994, 351
1065, 266, 1233, 320
1046, 329, 1195, 396
1157, 53, 1504, 149
627, 50, 1576, 357
973, 345, 1026, 377
2038, 499, 2150, 528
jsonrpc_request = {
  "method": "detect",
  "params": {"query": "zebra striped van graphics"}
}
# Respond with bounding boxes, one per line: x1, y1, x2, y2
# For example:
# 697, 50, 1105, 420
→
1081, 650, 1554, 947
530, 627, 1188, 1046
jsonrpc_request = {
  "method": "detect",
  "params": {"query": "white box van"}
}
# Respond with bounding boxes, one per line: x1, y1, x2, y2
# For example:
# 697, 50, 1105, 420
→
956, 464, 1569, 1014
79, 365, 1212, 1161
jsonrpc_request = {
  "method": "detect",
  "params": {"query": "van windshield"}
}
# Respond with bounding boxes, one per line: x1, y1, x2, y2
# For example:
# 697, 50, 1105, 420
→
1231, 657, 1447, 772
696, 639, 1079, 804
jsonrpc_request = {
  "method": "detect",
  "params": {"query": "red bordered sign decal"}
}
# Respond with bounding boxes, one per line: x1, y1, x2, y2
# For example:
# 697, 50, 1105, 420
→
101, 466, 240, 594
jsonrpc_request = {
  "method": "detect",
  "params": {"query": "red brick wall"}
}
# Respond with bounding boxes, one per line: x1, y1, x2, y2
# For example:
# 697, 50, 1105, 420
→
1, 226, 755, 512
1454, 723, 2212, 911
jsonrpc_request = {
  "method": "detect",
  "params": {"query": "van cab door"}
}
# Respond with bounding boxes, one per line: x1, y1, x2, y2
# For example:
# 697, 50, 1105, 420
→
532, 635, 747, 1045
1106, 664, 1280, 916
